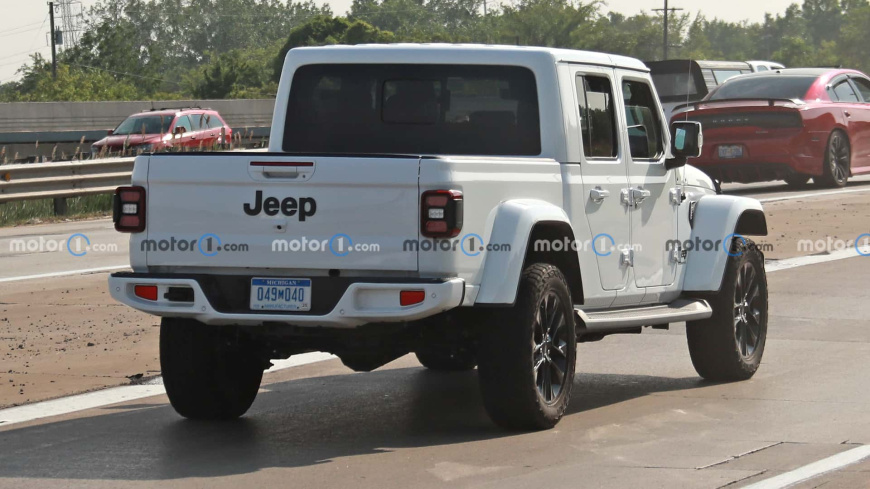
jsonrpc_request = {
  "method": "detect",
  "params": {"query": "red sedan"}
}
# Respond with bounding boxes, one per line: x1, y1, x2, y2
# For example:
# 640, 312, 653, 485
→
671, 68, 870, 188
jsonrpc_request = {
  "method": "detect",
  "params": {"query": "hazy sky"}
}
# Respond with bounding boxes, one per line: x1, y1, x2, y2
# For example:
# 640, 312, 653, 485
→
0, 0, 797, 83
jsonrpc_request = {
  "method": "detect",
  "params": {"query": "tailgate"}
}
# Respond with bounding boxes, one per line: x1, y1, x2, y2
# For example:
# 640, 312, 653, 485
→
143, 154, 420, 271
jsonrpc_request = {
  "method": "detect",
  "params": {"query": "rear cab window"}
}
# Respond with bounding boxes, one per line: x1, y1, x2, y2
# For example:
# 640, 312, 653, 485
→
283, 64, 541, 156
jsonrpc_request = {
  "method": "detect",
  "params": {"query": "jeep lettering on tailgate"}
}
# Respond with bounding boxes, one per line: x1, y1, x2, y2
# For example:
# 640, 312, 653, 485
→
243, 190, 317, 220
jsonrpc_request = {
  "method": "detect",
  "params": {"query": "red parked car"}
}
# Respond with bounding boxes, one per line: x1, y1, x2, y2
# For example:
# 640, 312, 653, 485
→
91, 108, 232, 156
671, 68, 870, 188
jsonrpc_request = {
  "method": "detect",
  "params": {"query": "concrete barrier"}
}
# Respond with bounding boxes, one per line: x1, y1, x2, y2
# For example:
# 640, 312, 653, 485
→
0, 99, 275, 132
0, 99, 274, 162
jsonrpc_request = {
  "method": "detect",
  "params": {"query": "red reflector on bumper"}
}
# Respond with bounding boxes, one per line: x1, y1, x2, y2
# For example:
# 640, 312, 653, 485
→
134, 285, 159, 301
400, 290, 425, 306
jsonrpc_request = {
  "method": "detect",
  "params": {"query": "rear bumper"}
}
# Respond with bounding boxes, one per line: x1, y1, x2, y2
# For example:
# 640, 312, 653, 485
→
693, 162, 799, 183
108, 273, 465, 328
691, 130, 828, 182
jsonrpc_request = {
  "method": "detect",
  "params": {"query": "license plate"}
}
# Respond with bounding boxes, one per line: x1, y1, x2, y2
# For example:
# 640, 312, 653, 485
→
250, 278, 311, 311
718, 145, 744, 159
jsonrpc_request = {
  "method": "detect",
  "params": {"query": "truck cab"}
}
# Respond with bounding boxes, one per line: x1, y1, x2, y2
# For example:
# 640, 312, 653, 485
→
109, 45, 769, 430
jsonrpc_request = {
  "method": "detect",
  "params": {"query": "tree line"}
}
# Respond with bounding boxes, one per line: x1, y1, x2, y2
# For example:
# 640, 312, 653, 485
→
2, 0, 869, 102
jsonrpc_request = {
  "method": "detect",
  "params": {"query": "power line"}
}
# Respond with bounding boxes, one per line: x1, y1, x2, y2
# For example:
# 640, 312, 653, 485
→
68, 62, 183, 86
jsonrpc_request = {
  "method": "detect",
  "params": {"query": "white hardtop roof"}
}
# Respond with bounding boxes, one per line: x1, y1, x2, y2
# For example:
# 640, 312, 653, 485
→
288, 43, 649, 72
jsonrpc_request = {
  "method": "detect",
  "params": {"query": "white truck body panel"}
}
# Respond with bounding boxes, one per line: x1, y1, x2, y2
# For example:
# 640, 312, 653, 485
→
112, 44, 764, 328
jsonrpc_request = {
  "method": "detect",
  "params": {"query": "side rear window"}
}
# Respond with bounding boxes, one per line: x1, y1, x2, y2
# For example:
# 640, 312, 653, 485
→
207, 114, 224, 129
189, 113, 205, 130
622, 80, 664, 160
174, 116, 192, 133
283, 64, 540, 156
576, 74, 617, 159
833, 80, 860, 102
851, 78, 870, 102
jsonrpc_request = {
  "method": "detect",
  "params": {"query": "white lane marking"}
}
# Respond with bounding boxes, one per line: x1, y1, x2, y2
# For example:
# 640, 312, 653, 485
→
741, 444, 870, 489
0, 265, 129, 284
758, 186, 870, 203
0, 352, 336, 428
765, 245, 870, 273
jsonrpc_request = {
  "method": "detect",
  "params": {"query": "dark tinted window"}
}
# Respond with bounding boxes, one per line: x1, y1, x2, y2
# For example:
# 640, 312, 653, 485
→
713, 70, 745, 84
652, 72, 699, 99
576, 75, 617, 159
833, 80, 859, 102
113, 115, 171, 135
622, 80, 664, 159
708, 76, 817, 101
851, 78, 870, 101
284, 64, 540, 156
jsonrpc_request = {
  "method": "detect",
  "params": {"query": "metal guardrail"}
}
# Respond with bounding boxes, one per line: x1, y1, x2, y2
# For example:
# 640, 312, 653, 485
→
0, 157, 134, 203
0, 148, 268, 204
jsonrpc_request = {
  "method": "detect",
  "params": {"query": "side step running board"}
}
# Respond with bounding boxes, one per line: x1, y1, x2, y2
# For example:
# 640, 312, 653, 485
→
575, 299, 713, 331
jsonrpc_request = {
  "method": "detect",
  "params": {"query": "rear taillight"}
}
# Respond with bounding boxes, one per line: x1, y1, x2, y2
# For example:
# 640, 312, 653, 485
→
113, 186, 146, 233
421, 190, 463, 238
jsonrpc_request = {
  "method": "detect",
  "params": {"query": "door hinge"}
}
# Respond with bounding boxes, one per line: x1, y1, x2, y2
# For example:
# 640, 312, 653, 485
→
669, 187, 685, 206
620, 248, 634, 267
670, 245, 688, 264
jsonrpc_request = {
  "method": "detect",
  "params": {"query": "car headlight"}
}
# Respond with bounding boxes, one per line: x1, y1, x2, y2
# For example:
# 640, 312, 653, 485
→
137, 143, 155, 153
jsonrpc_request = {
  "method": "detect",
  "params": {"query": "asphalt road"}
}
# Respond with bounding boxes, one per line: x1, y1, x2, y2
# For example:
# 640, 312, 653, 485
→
0, 180, 868, 488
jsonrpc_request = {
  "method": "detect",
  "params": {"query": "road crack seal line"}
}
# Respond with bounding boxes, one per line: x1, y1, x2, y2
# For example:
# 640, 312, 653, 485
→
697, 441, 784, 470
716, 470, 769, 489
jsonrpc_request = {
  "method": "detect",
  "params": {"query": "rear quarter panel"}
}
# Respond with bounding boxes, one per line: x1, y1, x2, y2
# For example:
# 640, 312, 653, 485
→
417, 157, 565, 304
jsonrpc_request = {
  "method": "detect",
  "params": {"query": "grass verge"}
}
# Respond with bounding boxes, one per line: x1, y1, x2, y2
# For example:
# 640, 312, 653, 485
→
0, 194, 113, 227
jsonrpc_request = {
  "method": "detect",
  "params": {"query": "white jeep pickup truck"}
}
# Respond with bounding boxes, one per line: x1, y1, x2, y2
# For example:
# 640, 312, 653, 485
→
109, 44, 769, 430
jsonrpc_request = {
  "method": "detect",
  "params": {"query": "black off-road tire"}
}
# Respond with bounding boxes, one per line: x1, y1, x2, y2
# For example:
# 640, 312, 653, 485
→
477, 263, 576, 430
687, 239, 768, 381
161, 318, 264, 420
415, 349, 476, 371
783, 174, 810, 188
815, 130, 851, 188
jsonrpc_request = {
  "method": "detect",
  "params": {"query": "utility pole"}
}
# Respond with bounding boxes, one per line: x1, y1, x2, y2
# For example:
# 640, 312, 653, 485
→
48, 2, 57, 79
652, 0, 683, 60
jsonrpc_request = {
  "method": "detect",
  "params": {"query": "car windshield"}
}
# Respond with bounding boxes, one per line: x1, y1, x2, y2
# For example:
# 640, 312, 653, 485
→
708, 76, 817, 101
283, 64, 541, 156
113, 115, 172, 135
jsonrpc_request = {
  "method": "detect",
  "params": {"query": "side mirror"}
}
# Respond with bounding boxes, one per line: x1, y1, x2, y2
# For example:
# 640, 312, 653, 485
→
174, 126, 186, 136
666, 121, 703, 170
107, 129, 114, 136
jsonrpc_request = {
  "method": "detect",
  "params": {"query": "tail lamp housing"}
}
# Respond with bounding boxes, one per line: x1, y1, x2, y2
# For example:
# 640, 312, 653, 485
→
113, 186, 146, 233
421, 190, 463, 238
